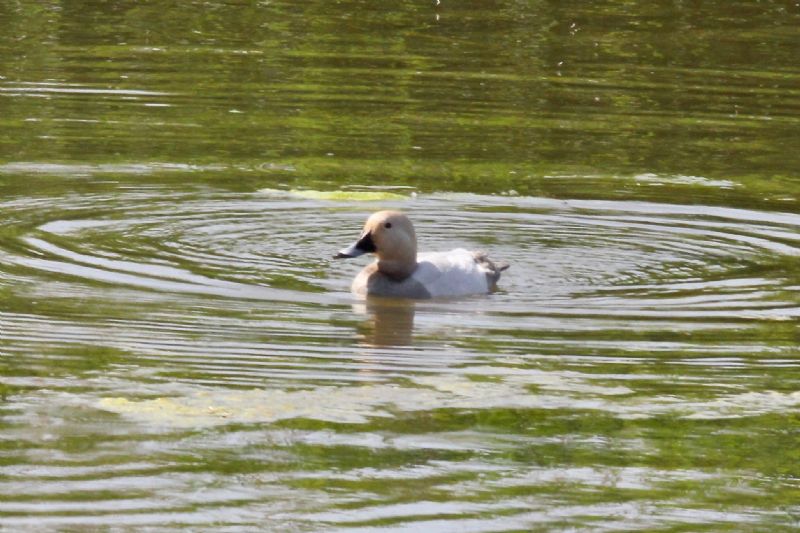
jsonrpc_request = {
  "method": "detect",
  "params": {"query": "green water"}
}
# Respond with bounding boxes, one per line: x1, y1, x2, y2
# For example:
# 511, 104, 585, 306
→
1, 1, 800, 530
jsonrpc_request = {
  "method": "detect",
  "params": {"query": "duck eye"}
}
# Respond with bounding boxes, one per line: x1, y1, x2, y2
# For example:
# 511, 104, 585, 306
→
384, 222, 392, 229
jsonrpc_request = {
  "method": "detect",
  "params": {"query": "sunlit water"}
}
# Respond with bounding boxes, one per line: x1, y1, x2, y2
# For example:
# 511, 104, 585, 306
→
2, 184, 799, 529
2, 1, 800, 530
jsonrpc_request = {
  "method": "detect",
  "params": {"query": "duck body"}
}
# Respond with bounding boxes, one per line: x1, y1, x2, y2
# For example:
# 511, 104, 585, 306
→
335, 211, 508, 299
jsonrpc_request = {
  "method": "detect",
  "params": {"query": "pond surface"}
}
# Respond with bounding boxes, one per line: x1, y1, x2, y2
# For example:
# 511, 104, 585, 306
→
2, 1, 800, 530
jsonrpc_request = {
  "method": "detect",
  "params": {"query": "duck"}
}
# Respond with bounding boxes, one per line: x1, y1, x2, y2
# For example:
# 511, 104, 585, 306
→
334, 210, 509, 298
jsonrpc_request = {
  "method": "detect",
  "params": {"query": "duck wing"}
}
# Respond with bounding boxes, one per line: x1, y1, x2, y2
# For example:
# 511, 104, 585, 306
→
413, 249, 503, 297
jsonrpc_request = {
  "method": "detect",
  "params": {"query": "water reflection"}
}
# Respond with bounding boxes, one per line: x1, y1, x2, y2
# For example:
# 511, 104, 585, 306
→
354, 296, 417, 347
2, 1, 799, 196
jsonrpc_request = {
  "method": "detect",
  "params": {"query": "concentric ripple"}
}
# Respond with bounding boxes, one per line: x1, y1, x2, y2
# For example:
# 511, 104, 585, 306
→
5, 188, 799, 315
2, 186, 800, 529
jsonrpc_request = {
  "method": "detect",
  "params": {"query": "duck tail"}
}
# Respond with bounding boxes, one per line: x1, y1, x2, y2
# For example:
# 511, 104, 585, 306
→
472, 251, 510, 289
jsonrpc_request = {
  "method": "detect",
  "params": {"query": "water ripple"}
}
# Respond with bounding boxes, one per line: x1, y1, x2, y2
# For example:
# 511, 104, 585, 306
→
2, 185, 799, 529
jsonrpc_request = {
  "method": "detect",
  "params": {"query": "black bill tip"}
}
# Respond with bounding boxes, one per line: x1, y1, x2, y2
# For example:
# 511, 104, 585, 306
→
333, 232, 376, 260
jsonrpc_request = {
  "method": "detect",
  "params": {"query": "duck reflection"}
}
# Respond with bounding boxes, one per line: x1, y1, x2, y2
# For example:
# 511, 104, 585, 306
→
353, 296, 416, 347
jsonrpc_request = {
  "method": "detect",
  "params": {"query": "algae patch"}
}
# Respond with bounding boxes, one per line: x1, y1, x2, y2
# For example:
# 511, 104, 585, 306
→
258, 188, 410, 201
97, 386, 396, 428
96, 374, 800, 429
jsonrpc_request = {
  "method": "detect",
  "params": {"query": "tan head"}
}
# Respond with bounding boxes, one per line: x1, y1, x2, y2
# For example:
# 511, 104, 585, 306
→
334, 210, 418, 280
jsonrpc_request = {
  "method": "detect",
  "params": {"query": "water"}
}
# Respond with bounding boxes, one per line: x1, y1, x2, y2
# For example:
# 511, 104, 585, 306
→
2, 1, 800, 530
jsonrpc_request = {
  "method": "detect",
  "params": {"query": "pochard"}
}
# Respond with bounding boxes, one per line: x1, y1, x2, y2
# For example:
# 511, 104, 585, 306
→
334, 210, 509, 298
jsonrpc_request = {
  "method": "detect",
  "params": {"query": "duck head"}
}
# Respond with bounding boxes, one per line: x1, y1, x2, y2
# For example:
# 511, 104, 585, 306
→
334, 210, 418, 280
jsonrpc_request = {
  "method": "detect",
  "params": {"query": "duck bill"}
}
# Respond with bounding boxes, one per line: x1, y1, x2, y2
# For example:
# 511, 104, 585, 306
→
334, 232, 376, 259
